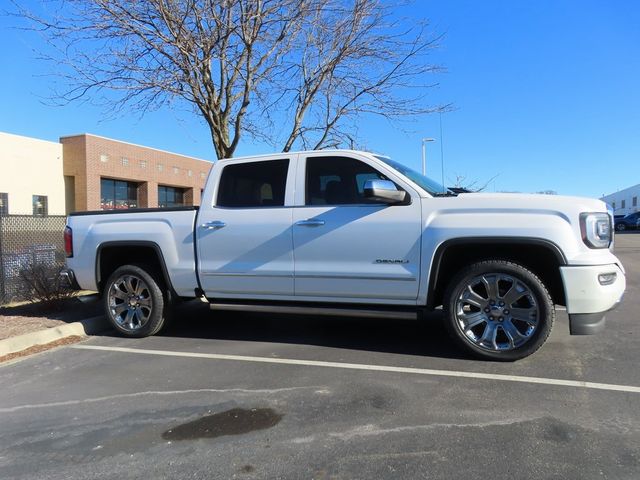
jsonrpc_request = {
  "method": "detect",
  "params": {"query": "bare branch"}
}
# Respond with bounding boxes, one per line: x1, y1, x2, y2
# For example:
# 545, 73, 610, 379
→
450, 173, 500, 192
12, 0, 444, 158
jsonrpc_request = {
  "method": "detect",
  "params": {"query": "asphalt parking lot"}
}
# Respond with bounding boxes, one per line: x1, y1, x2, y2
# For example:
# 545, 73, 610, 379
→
1, 233, 639, 480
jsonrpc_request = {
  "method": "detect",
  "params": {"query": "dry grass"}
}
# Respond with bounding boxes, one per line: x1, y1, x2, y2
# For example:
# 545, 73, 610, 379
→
0, 335, 85, 364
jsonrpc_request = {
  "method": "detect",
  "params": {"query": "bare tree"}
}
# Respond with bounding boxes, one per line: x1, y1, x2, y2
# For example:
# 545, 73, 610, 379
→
15, 0, 442, 158
451, 173, 499, 192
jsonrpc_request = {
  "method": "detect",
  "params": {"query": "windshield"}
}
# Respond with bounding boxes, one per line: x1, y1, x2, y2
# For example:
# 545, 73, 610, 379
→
374, 156, 453, 196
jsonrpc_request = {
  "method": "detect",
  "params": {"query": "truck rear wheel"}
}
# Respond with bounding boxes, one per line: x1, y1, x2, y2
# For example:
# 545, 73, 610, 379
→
103, 264, 166, 337
443, 260, 554, 361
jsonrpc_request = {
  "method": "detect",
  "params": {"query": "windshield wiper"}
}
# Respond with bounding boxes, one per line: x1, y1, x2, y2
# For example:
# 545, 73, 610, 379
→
432, 191, 458, 197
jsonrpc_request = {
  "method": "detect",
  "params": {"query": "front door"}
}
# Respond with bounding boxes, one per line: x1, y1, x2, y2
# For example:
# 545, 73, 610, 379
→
197, 157, 295, 297
292, 155, 422, 302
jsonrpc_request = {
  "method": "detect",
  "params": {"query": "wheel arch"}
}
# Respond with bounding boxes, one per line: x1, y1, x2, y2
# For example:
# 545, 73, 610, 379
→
426, 237, 567, 309
96, 241, 176, 298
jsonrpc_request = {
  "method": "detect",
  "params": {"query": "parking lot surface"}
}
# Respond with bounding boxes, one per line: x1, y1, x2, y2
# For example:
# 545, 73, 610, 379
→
1, 233, 639, 479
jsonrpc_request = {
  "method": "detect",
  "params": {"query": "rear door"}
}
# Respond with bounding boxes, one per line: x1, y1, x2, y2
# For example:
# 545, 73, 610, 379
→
196, 156, 296, 297
292, 154, 423, 302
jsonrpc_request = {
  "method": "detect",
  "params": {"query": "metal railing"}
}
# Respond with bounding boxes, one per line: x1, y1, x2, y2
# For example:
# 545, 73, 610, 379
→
0, 215, 67, 304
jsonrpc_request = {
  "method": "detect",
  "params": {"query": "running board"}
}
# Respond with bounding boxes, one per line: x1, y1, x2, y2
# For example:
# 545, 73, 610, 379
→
209, 303, 417, 320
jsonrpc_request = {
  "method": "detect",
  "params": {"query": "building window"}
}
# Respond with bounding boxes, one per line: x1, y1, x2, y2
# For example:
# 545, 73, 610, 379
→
0, 192, 8, 215
158, 186, 186, 208
158, 164, 164, 172
612, 202, 616, 210
173, 166, 179, 175
100, 178, 138, 210
622, 199, 626, 209
188, 170, 193, 177
121, 157, 129, 166
140, 160, 147, 169
32, 195, 48, 216
633, 196, 638, 207
100, 154, 109, 163
200, 172, 206, 179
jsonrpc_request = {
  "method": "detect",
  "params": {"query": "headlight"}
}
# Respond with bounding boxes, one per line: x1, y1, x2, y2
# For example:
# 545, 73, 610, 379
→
580, 212, 612, 249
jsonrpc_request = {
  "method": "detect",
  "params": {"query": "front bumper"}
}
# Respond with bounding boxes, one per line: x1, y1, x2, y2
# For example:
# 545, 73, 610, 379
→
568, 312, 612, 335
560, 263, 626, 335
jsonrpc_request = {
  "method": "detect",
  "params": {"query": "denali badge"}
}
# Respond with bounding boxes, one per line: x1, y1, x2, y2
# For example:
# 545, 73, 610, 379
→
375, 259, 409, 264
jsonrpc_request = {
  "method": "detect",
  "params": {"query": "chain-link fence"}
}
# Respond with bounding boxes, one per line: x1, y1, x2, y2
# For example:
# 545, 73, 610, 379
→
0, 215, 67, 305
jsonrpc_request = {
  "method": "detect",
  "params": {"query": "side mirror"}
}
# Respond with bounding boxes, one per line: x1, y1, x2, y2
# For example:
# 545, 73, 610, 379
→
363, 179, 407, 204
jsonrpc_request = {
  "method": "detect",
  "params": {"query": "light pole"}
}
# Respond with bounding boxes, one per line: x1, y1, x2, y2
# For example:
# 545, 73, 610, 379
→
421, 138, 435, 175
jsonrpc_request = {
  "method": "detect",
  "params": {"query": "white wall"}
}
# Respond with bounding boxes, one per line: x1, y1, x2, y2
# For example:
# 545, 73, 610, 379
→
601, 183, 640, 216
0, 132, 65, 215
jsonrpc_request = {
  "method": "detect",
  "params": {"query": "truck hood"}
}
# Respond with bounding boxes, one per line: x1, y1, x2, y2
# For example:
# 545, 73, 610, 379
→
420, 192, 618, 266
446, 192, 609, 217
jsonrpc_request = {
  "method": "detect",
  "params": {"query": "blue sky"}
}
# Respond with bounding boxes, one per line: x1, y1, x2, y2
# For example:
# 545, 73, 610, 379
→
1, 1, 638, 198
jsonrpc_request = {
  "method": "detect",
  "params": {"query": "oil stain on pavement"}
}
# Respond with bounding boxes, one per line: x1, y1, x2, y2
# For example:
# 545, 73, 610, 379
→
162, 407, 283, 441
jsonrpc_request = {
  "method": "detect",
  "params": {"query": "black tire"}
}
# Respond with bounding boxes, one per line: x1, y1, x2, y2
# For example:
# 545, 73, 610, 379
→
442, 260, 554, 361
615, 223, 625, 231
103, 264, 167, 337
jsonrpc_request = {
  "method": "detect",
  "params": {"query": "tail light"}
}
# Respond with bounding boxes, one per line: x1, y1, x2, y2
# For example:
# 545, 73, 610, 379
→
64, 226, 73, 258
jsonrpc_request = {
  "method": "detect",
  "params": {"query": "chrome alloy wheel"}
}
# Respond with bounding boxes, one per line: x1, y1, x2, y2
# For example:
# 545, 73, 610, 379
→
454, 273, 539, 352
107, 274, 153, 332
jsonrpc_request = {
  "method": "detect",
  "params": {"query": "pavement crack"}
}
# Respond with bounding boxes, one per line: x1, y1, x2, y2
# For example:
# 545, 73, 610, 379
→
326, 418, 539, 440
0, 386, 314, 413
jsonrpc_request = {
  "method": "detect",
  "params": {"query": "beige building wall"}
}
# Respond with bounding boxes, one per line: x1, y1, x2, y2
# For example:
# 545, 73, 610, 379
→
0, 132, 65, 215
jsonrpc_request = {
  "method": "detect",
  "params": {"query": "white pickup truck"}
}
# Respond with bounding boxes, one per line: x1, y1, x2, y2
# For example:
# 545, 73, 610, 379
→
63, 150, 626, 360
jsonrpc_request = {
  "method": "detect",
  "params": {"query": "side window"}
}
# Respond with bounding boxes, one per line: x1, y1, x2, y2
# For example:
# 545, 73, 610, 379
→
217, 159, 289, 208
0, 193, 8, 215
356, 172, 383, 194
305, 156, 390, 205
32, 195, 48, 216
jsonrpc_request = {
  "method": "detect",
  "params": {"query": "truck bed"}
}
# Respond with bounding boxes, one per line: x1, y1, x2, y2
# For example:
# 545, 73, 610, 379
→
66, 207, 200, 296
68, 206, 199, 217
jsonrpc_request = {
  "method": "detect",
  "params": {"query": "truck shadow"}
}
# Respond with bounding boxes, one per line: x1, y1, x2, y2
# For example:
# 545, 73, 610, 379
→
154, 300, 468, 360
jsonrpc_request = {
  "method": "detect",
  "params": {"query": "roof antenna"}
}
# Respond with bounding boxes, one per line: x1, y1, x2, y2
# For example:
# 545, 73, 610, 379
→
439, 111, 446, 192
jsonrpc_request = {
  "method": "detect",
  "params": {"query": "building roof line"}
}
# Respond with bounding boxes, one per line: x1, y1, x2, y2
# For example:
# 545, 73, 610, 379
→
0, 130, 63, 148
59, 133, 214, 164
600, 183, 640, 199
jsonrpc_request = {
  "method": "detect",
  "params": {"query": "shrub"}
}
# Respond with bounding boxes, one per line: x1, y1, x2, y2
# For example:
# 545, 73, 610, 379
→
18, 263, 73, 305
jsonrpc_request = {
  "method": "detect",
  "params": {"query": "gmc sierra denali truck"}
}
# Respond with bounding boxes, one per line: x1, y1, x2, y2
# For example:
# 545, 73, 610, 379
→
63, 150, 626, 360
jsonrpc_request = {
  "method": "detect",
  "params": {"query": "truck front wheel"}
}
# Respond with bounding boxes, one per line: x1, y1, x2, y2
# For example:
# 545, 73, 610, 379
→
443, 260, 554, 361
103, 264, 166, 337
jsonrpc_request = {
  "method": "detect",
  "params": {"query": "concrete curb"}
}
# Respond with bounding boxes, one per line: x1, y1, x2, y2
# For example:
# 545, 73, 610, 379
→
0, 316, 110, 357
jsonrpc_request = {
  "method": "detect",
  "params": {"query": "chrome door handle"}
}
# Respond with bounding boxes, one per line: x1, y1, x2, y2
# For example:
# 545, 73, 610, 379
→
296, 219, 325, 227
201, 220, 226, 230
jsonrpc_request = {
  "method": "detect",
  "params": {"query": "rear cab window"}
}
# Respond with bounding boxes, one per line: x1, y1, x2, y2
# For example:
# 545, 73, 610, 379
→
217, 159, 289, 208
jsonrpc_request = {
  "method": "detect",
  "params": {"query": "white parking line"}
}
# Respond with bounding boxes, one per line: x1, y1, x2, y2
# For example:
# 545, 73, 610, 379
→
71, 345, 640, 394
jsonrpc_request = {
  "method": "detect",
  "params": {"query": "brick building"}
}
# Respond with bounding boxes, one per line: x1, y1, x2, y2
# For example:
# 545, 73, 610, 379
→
60, 134, 213, 212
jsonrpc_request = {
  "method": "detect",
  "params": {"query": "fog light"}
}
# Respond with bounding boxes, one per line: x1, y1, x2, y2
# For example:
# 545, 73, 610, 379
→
598, 272, 617, 286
